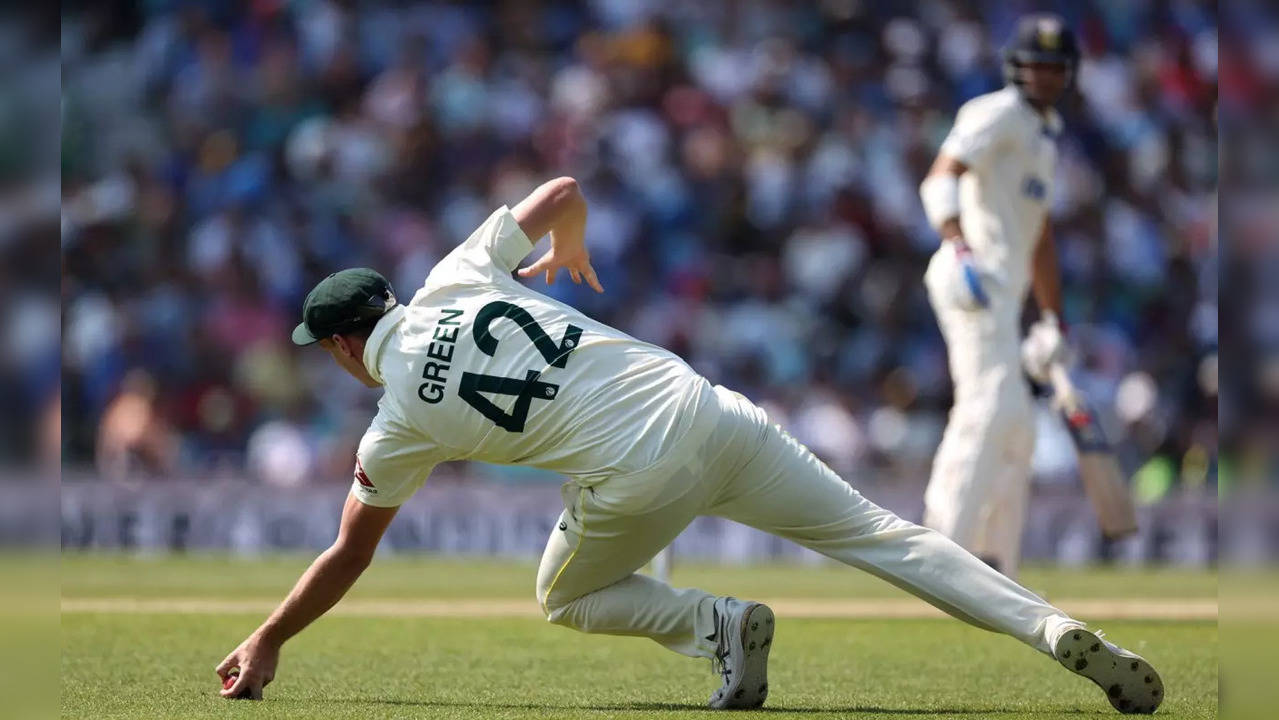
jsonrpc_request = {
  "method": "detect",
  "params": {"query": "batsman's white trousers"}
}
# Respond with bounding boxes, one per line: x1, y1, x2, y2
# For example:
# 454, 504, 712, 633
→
924, 275, 1037, 576
536, 385, 1074, 660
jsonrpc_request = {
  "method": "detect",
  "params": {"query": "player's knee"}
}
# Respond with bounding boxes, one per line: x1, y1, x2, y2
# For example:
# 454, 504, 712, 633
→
543, 597, 589, 632
539, 585, 571, 620
995, 377, 1034, 416
541, 585, 602, 632
538, 586, 556, 614
538, 568, 595, 624
985, 395, 1031, 437
544, 601, 567, 624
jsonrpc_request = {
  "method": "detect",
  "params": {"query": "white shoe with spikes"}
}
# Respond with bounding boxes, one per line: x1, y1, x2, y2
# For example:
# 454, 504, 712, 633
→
1053, 627, 1164, 714
707, 596, 775, 710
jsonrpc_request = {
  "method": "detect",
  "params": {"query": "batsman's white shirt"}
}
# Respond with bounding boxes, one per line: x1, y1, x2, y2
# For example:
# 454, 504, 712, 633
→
938, 86, 1060, 304
350, 206, 719, 507
923, 87, 1062, 575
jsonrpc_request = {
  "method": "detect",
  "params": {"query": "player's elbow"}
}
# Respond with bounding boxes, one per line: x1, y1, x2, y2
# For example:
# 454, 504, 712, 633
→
546, 176, 584, 208
548, 175, 579, 193
513, 176, 586, 240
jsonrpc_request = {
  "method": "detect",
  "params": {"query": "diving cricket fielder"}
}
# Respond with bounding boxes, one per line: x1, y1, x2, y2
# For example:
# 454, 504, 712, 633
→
215, 174, 1163, 713
919, 14, 1077, 578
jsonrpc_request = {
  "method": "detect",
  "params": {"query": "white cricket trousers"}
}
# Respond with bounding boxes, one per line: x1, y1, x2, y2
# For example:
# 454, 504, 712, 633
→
924, 280, 1037, 576
536, 385, 1075, 661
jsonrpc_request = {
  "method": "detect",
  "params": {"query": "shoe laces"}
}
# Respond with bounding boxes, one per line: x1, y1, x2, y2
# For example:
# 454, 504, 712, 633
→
710, 601, 733, 678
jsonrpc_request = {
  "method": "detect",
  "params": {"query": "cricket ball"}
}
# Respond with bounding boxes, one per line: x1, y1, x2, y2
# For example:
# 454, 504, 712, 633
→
222, 671, 254, 699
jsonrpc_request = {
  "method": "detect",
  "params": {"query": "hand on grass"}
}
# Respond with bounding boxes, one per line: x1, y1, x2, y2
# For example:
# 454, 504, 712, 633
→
216, 634, 279, 700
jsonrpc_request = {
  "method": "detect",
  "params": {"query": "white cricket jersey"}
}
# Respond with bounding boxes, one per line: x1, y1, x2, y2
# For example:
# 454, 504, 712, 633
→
350, 206, 719, 507
939, 86, 1060, 304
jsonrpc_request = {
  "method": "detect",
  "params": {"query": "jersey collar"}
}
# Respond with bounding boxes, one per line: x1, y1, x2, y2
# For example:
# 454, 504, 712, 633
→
1010, 86, 1064, 138
1041, 107, 1063, 137
362, 304, 406, 385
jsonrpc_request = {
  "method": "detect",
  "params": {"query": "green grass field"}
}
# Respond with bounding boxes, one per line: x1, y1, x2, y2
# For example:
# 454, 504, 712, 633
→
61, 554, 1218, 719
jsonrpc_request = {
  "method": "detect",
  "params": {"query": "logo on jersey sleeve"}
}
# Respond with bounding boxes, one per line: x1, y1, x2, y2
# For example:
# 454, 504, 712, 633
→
354, 457, 377, 491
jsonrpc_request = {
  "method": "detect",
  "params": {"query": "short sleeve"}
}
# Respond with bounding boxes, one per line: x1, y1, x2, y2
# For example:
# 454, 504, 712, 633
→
451, 206, 536, 277
939, 99, 1018, 170
351, 413, 450, 508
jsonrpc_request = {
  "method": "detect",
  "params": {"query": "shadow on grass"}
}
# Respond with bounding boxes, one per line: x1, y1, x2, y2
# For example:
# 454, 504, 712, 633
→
310, 698, 1094, 715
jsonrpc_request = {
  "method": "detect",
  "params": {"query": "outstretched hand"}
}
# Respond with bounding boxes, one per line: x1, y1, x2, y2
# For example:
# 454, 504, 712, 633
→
517, 245, 604, 293
216, 635, 279, 700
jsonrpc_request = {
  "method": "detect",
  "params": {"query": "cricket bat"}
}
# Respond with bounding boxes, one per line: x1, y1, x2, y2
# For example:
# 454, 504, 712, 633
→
1048, 363, 1138, 540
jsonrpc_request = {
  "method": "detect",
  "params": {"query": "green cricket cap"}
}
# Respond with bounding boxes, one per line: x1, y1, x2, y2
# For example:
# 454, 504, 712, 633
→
291, 268, 398, 346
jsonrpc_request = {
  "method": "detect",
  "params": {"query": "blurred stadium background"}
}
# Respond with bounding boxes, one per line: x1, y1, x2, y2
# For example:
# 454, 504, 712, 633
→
47, 0, 1236, 568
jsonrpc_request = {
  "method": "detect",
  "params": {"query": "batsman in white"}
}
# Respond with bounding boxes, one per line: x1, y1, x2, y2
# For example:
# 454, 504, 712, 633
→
215, 174, 1163, 713
919, 14, 1077, 578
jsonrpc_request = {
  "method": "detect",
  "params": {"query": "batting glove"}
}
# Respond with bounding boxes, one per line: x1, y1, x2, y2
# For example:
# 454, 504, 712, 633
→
1021, 311, 1067, 383
925, 238, 999, 312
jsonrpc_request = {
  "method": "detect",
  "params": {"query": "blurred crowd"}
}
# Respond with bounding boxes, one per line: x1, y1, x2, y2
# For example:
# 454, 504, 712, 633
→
0, 8, 59, 474
60, 0, 1219, 494
1220, 3, 1279, 496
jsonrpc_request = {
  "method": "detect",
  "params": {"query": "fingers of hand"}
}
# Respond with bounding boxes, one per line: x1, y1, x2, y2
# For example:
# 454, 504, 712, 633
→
517, 254, 552, 278
583, 265, 603, 293
215, 653, 239, 679
221, 669, 261, 700
517, 253, 601, 291
219, 672, 244, 698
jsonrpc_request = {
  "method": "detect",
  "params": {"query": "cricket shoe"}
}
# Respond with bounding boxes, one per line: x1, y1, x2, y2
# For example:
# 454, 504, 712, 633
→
707, 596, 774, 710
1053, 626, 1164, 714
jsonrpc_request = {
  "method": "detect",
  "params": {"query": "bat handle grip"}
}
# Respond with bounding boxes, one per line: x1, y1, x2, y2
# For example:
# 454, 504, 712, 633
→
1048, 362, 1080, 410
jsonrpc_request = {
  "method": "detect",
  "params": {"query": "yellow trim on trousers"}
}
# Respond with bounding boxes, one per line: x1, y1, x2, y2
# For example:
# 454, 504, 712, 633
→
541, 486, 587, 615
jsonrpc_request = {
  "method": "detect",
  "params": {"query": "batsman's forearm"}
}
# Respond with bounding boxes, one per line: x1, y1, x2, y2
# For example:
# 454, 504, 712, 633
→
253, 546, 370, 646
1031, 223, 1063, 318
